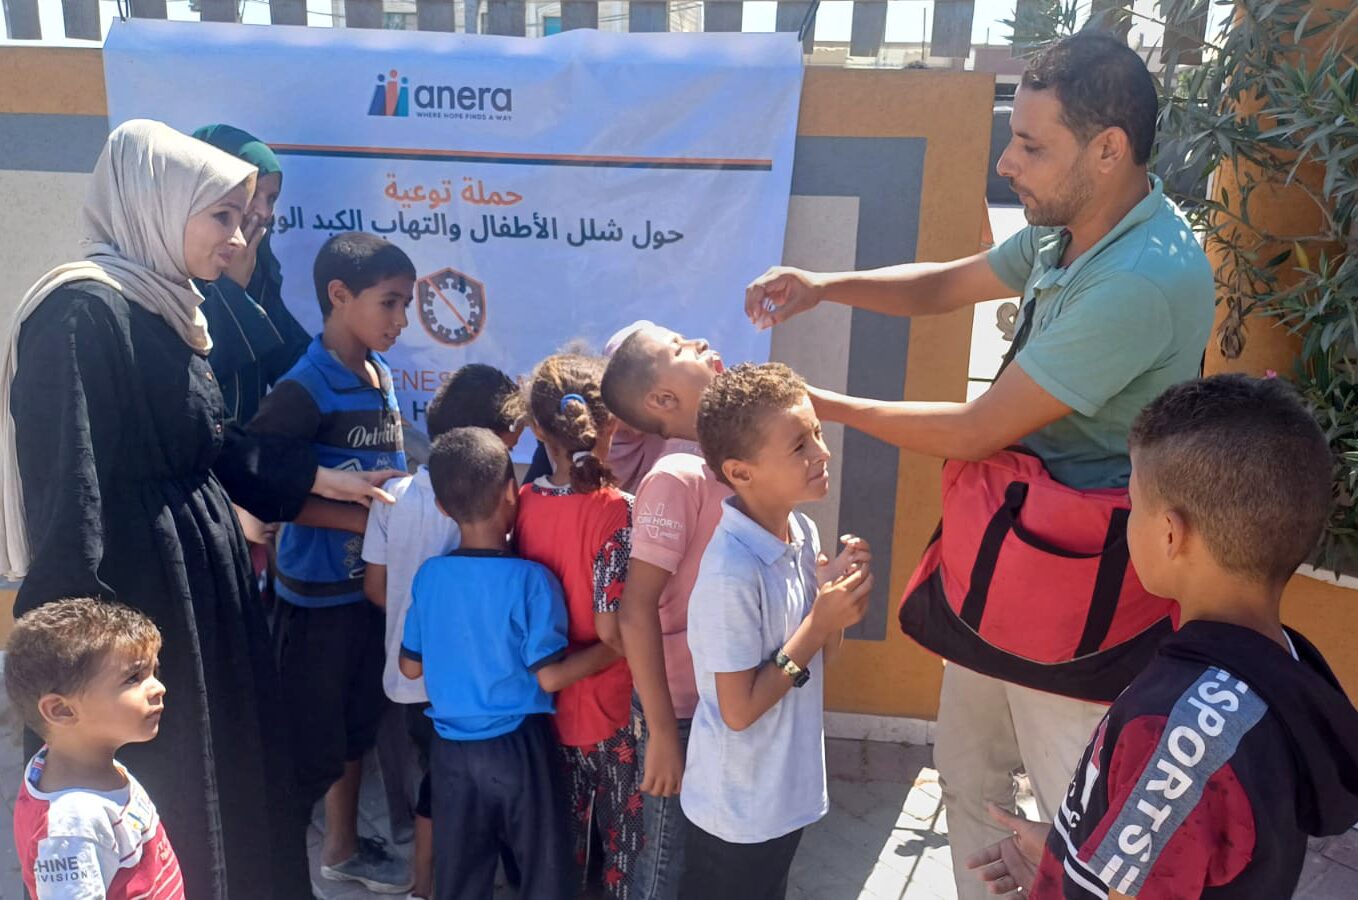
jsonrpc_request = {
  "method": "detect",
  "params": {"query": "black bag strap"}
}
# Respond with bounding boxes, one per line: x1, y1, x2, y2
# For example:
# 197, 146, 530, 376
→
959, 481, 1028, 630
1074, 508, 1133, 657
996, 296, 1037, 379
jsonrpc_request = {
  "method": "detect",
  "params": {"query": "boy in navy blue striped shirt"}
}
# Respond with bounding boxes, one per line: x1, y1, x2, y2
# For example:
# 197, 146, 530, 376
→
249, 231, 415, 893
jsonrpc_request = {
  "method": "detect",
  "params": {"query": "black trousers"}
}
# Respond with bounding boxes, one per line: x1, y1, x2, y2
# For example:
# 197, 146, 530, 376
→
406, 702, 435, 819
678, 814, 804, 900
274, 600, 388, 808
431, 715, 572, 900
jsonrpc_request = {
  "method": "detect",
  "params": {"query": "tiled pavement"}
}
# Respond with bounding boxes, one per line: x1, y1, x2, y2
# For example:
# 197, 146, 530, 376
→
1, 693, 1355, 899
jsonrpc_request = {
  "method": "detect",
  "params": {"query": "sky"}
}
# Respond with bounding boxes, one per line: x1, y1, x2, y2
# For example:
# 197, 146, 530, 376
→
5, 0, 1221, 50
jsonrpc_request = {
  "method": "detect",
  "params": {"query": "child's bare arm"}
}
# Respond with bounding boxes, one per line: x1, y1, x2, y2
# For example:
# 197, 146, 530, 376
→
233, 504, 279, 545
821, 628, 848, 665
292, 497, 370, 533
618, 560, 684, 795
535, 643, 620, 693
714, 566, 872, 732
713, 615, 829, 733
364, 563, 388, 609
399, 655, 423, 680
596, 609, 623, 654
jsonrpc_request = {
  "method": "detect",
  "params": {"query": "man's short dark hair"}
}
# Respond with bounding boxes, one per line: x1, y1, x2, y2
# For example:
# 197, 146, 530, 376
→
312, 231, 417, 319
4, 599, 162, 736
601, 329, 662, 434
1022, 31, 1159, 165
697, 362, 806, 487
1130, 375, 1333, 585
427, 427, 514, 524
426, 364, 526, 441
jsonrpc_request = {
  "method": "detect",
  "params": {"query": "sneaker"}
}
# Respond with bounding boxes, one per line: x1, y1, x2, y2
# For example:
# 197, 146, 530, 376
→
320, 837, 413, 894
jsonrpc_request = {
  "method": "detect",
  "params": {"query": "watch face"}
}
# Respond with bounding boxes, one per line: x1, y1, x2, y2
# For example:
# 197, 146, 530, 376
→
775, 652, 809, 687
417, 266, 486, 347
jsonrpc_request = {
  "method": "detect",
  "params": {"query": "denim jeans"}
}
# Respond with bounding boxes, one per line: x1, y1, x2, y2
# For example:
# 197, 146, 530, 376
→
629, 697, 693, 900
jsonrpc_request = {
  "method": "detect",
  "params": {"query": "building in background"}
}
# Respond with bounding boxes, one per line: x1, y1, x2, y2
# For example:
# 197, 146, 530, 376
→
4, 0, 1193, 67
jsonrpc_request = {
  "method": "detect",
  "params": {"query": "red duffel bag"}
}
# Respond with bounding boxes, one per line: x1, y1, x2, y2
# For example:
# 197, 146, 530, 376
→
898, 448, 1176, 702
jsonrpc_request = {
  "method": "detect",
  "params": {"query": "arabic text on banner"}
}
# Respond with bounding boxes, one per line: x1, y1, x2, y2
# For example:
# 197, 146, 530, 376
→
103, 20, 804, 459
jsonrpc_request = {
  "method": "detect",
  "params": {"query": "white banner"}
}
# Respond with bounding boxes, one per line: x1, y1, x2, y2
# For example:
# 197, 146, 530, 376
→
104, 20, 802, 458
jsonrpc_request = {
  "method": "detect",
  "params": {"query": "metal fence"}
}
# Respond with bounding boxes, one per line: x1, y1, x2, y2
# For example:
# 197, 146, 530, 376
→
1, 0, 982, 60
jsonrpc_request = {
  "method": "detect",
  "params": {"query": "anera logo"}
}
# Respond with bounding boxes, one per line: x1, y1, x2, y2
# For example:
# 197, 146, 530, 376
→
369, 70, 410, 117
366, 68, 513, 120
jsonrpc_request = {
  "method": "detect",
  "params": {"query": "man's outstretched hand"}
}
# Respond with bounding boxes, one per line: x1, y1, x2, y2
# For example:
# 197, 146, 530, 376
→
744, 267, 824, 330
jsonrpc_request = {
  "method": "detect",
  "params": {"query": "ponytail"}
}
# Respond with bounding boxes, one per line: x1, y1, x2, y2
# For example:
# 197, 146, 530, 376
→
529, 354, 615, 494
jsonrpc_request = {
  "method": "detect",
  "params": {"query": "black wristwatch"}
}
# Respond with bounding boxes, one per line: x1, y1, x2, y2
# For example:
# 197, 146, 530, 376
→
773, 649, 811, 688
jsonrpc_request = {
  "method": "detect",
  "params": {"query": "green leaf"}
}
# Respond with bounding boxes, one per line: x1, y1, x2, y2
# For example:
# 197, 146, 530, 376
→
1294, 9, 1313, 42
1264, 248, 1293, 268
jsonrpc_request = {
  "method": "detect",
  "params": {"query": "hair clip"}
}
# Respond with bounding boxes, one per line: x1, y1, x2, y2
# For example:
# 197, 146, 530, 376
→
560, 393, 586, 411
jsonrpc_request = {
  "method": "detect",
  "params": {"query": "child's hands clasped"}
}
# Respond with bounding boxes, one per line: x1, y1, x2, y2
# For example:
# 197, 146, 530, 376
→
811, 535, 873, 634
817, 534, 871, 586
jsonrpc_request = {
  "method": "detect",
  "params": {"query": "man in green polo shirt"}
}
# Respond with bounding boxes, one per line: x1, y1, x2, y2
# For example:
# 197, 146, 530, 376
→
742, 32, 1213, 900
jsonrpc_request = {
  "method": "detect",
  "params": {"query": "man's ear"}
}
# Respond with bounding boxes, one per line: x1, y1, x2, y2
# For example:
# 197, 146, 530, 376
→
1092, 125, 1132, 172
38, 693, 78, 731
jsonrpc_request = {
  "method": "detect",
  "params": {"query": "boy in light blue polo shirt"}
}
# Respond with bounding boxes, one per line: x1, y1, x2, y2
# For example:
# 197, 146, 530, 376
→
681, 363, 873, 899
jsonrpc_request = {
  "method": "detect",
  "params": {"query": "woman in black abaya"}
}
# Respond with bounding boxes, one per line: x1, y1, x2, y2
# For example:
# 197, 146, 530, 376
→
0, 119, 390, 900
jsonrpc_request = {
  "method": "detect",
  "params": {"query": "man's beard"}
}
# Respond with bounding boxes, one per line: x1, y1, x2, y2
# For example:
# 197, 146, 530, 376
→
1019, 163, 1094, 227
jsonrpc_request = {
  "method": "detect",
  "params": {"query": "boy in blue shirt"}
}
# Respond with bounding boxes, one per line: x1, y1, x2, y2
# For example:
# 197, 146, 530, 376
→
682, 363, 874, 899
362, 364, 527, 899
249, 231, 414, 893
399, 427, 585, 900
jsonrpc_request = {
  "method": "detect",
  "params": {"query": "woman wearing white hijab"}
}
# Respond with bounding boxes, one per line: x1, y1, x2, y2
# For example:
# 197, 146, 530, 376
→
0, 120, 387, 900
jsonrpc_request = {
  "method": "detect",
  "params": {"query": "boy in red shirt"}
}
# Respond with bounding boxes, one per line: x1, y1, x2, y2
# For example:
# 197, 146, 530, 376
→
5, 599, 184, 899
516, 353, 641, 897
599, 325, 730, 899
